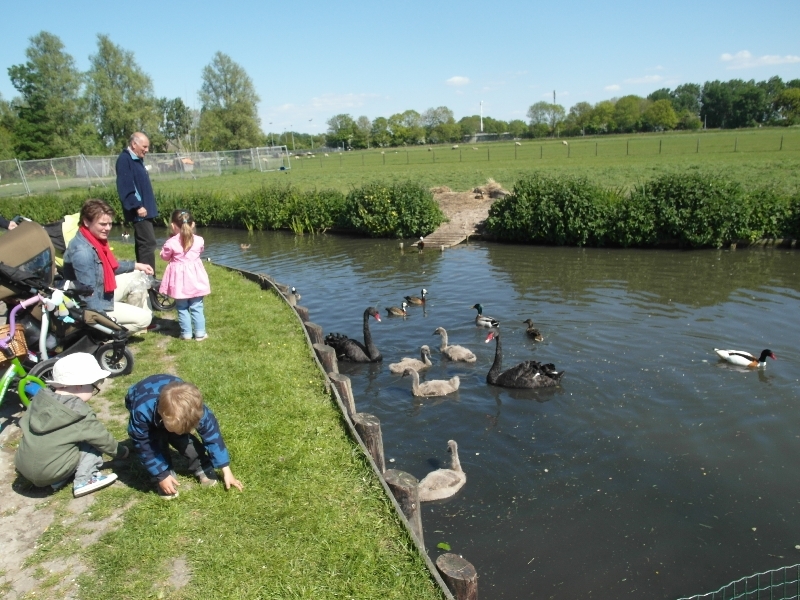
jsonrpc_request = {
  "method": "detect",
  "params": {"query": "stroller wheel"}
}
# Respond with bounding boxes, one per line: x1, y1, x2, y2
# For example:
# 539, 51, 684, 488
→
149, 287, 176, 311
94, 345, 134, 377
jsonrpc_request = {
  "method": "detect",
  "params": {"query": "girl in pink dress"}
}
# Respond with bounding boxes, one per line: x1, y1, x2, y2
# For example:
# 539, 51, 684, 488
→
160, 210, 211, 341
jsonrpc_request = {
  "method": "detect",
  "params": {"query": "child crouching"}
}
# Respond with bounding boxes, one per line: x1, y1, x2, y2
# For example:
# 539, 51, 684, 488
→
15, 353, 129, 497
125, 374, 243, 499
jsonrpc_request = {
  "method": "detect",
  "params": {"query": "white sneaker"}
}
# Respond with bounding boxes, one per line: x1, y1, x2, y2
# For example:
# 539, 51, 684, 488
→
73, 472, 118, 497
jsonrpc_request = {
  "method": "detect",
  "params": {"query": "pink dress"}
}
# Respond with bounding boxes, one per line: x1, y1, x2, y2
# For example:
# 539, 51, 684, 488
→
159, 234, 211, 299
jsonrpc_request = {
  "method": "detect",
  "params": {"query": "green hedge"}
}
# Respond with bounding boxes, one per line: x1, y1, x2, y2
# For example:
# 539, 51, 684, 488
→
486, 172, 800, 248
0, 181, 443, 238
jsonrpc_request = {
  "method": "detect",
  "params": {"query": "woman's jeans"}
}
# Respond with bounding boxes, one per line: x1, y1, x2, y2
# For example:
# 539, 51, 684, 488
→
176, 297, 206, 339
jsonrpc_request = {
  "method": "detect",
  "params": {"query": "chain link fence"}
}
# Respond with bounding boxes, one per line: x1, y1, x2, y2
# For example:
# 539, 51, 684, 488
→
0, 146, 291, 198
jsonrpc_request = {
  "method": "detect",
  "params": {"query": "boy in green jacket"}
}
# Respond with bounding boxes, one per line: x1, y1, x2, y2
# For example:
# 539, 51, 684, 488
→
15, 353, 129, 497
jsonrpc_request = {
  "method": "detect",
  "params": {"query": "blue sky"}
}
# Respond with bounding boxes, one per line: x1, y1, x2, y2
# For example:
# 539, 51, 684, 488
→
1, 0, 798, 135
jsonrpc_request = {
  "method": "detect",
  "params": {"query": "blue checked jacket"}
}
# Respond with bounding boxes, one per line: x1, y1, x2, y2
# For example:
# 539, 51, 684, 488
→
125, 374, 230, 480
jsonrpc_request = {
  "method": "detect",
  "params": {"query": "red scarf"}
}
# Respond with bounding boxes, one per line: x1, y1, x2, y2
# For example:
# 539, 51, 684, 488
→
79, 225, 119, 293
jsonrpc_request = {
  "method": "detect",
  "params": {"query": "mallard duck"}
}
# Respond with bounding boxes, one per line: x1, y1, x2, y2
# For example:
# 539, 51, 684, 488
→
405, 289, 427, 305
402, 368, 460, 397
471, 303, 499, 328
523, 319, 543, 341
433, 327, 476, 362
714, 348, 776, 368
418, 440, 466, 501
385, 301, 408, 317
324, 307, 382, 362
485, 330, 564, 388
389, 345, 433, 373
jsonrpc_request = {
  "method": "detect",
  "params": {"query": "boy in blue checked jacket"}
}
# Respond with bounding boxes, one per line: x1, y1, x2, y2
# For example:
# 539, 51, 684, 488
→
125, 374, 243, 499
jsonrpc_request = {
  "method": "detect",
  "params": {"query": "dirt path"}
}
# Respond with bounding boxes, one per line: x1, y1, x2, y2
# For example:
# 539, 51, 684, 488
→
429, 180, 508, 238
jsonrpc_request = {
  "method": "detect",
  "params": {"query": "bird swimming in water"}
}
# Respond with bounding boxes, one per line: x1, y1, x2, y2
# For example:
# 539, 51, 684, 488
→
418, 237, 425, 252
121, 230, 130, 241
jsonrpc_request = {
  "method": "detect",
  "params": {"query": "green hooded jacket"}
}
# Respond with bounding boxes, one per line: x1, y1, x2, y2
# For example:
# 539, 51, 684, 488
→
15, 388, 124, 487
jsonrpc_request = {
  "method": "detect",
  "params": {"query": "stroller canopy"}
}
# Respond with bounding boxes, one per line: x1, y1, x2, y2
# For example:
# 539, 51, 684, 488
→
0, 221, 56, 301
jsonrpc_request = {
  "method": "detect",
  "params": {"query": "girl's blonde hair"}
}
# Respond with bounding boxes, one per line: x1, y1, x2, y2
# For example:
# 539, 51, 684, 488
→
157, 381, 205, 435
171, 209, 195, 252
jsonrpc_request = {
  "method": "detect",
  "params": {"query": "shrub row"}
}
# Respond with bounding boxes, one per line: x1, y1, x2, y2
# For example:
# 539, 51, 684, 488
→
1, 181, 445, 239
486, 172, 800, 248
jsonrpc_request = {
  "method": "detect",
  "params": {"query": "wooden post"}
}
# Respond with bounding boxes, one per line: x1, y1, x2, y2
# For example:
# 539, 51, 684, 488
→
361, 154, 364, 166
294, 305, 309, 322
384, 470, 423, 548
406, 151, 409, 164
460, 149, 462, 162
433, 150, 435, 163
567, 144, 570, 158
274, 283, 290, 296
659, 139, 662, 154
487, 148, 490, 161
436, 554, 478, 600
382, 153, 385, 165
314, 343, 338, 374
329, 372, 356, 418
595, 141, 598, 156
304, 322, 324, 345
780, 135, 784, 151
340, 153, 343, 167
697, 138, 700, 153
734, 137, 738, 152
540, 145, 543, 159
353, 412, 385, 472
286, 293, 297, 307
626, 139, 629, 155
515, 145, 517, 160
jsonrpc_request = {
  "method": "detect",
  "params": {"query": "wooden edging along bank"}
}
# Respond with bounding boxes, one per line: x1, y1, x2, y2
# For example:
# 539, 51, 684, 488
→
213, 263, 479, 600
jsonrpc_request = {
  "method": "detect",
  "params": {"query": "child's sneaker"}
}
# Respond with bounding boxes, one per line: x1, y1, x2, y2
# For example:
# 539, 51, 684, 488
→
158, 488, 180, 500
73, 472, 118, 497
194, 334, 209, 342
195, 468, 218, 487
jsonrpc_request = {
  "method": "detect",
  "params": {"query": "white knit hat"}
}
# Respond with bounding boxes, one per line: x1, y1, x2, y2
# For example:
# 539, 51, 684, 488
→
46, 353, 111, 386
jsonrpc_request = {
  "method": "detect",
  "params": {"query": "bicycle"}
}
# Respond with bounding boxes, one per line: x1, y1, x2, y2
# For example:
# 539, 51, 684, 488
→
0, 295, 49, 409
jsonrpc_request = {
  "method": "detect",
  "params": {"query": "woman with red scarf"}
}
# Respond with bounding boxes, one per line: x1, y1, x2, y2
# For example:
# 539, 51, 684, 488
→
63, 199, 154, 332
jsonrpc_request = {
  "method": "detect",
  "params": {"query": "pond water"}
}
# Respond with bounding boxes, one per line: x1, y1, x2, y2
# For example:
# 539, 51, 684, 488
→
189, 228, 800, 599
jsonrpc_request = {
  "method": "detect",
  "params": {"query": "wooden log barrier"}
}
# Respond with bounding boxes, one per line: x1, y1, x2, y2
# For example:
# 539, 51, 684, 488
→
274, 282, 290, 296
435, 553, 478, 600
353, 412, 385, 472
329, 372, 356, 418
304, 322, 324, 345
384, 469, 423, 549
294, 305, 310, 322
313, 343, 338, 374
286, 293, 297, 307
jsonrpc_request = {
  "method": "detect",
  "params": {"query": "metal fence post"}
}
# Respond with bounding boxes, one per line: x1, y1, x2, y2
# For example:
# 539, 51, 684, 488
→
50, 159, 61, 190
16, 159, 31, 195
216, 152, 222, 175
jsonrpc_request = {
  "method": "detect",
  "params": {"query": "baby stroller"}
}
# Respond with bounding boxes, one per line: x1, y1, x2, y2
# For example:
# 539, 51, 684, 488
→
0, 221, 135, 379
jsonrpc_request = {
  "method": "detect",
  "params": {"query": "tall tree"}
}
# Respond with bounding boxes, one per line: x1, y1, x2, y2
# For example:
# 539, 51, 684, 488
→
670, 84, 702, 115
0, 94, 15, 160
613, 95, 646, 132
643, 99, 678, 131
197, 52, 262, 150
526, 101, 565, 135
86, 34, 158, 150
774, 88, 800, 124
157, 97, 193, 151
354, 115, 371, 148
326, 113, 356, 148
564, 101, 593, 135
7, 31, 99, 159
370, 117, 391, 147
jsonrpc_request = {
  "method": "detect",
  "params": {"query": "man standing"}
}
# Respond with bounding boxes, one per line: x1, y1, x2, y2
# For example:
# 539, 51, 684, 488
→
116, 132, 158, 272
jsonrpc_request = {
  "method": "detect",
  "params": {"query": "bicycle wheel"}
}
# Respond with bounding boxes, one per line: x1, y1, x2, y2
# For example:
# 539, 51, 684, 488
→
27, 357, 59, 382
94, 345, 134, 377
149, 288, 176, 311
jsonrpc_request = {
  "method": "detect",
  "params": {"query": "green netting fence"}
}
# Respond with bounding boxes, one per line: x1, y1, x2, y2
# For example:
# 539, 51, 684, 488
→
678, 564, 800, 600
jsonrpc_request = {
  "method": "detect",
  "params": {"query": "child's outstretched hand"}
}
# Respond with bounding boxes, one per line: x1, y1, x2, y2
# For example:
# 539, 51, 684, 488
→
221, 466, 243, 491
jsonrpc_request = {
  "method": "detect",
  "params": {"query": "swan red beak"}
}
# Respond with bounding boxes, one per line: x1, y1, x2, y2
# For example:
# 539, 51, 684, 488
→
485, 331, 496, 343
374, 313, 381, 322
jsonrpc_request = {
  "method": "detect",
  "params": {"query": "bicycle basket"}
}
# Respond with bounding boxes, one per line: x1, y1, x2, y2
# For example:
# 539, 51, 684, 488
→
0, 324, 28, 368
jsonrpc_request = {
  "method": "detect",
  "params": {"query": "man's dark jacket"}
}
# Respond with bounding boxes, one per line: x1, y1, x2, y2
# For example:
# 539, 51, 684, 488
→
116, 148, 158, 223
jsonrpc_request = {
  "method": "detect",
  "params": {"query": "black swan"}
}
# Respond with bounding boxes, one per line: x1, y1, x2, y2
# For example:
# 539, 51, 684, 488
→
405, 289, 427, 305
485, 330, 564, 388
523, 318, 543, 341
471, 303, 499, 327
325, 307, 382, 362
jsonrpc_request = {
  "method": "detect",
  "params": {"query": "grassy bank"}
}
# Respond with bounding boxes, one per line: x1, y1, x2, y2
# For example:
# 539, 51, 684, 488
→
24, 244, 443, 599
151, 128, 800, 196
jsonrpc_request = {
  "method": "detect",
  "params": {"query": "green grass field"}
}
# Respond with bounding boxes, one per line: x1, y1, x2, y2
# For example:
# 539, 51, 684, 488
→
151, 127, 800, 196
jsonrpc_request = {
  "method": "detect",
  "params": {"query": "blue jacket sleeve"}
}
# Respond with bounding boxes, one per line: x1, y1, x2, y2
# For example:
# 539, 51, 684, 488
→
126, 396, 172, 480
196, 406, 231, 469
116, 152, 141, 213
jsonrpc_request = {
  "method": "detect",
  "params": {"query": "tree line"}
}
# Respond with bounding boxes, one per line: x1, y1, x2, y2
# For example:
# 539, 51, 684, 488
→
0, 32, 263, 160
327, 77, 800, 149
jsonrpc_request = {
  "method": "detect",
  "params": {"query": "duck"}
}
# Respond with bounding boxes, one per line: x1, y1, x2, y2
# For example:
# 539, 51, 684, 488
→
240, 243, 251, 250
404, 289, 427, 305
385, 301, 408, 317
389, 345, 433, 374
485, 330, 564, 388
121, 231, 130, 241
522, 318, 543, 341
714, 348, 776, 368
324, 307, 382, 362
418, 440, 466, 502
401, 368, 460, 397
417, 237, 425, 252
471, 303, 499, 328
433, 327, 476, 362
291, 287, 301, 302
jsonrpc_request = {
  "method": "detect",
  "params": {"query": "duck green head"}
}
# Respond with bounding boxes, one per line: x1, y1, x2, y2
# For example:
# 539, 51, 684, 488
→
471, 303, 484, 314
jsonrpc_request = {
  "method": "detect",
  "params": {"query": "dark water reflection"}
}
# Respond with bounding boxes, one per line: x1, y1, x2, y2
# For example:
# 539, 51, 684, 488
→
190, 229, 800, 600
